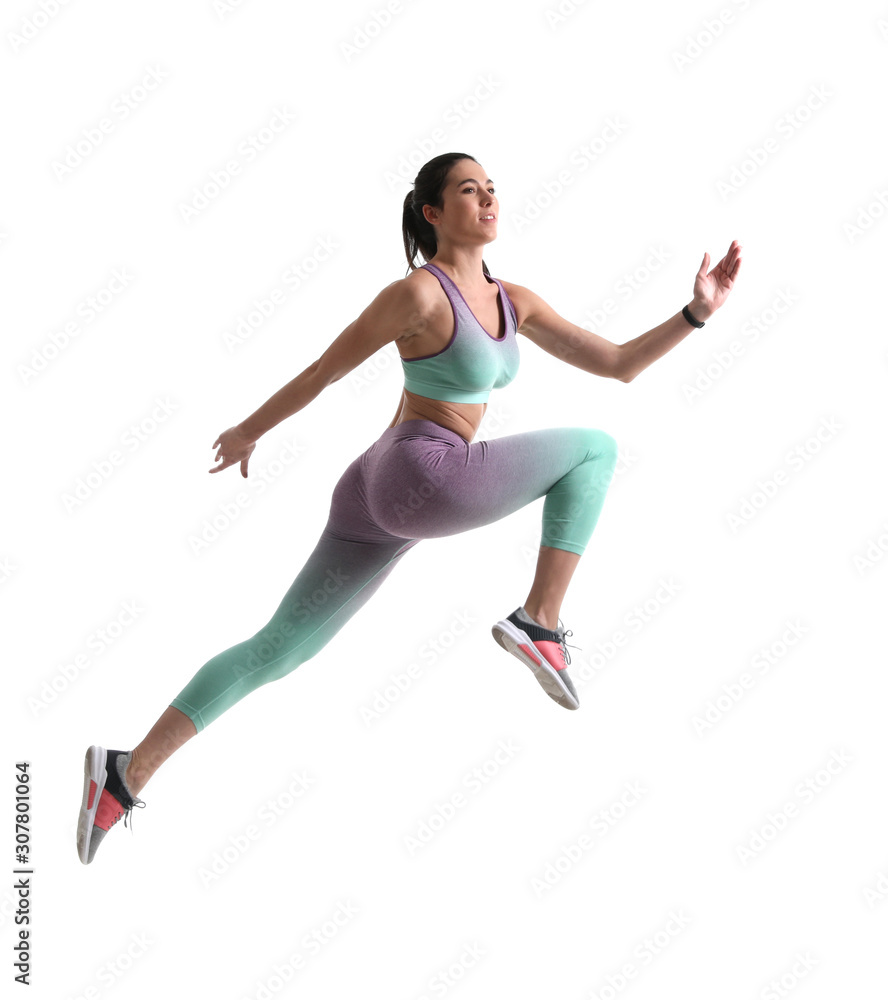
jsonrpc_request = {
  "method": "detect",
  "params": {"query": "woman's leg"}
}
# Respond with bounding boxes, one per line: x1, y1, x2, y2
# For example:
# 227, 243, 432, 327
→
167, 527, 418, 734
125, 452, 421, 793
365, 419, 616, 635
523, 546, 582, 631
362, 420, 618, 709
126, 421, 617, 790
367, 422, 618, 562
125, 706, 196, 796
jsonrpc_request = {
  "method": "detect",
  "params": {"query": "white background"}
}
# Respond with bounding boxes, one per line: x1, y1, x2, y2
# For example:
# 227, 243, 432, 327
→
3, 1, 887, 997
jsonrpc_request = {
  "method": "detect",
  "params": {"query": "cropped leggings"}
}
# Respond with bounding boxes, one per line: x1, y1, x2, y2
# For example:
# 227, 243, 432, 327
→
171, 419, 618, 731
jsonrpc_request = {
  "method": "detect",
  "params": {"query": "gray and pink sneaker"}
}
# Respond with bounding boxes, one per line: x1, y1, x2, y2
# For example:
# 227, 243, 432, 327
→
491, 607, 580, 709
77, 746, 145, 864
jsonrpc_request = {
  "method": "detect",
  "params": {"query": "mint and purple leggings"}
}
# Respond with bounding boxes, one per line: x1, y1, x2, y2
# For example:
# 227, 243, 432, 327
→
171, 419, 618, 731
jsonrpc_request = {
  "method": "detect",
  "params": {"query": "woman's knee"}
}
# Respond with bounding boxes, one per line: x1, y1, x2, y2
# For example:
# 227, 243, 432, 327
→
239, 620, 303, 684
579, 427, 618, 466
577, 428, 618, 500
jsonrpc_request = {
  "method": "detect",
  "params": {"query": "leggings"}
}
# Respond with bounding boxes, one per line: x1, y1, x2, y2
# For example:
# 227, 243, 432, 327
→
171, 419, 618, 731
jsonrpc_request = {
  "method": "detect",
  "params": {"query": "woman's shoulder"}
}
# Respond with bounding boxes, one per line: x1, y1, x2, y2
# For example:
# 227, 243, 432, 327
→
399, 263, 445, 297
369, 267, 450, 330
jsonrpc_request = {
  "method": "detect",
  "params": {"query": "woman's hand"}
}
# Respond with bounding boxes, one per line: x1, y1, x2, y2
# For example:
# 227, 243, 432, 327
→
691, 240, 743, 319
209, 425, 256, 477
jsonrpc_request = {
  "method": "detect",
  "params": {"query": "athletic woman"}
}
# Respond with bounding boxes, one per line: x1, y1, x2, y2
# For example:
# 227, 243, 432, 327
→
77, 152, 742, 864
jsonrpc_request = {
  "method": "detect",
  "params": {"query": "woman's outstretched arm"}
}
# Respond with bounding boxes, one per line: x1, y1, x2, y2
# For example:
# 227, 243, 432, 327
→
504, 240, 742, 382
209, 277, 430, 477
617, 240, 742, 382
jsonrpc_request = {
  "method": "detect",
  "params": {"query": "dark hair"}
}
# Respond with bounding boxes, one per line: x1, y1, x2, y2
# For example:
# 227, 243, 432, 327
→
402, 152, 490, 277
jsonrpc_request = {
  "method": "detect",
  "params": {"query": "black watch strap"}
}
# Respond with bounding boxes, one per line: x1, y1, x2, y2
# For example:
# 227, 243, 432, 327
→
682, 304, 705, 328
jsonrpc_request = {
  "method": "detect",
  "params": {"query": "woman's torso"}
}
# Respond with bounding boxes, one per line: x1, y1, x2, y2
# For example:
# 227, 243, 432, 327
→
387, 264, 521, 444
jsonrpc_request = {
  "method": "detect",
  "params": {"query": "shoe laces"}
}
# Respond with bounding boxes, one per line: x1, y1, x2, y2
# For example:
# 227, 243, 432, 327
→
124, 799, 146, 832
554, 621, 580, 667
108, 795, 146, 833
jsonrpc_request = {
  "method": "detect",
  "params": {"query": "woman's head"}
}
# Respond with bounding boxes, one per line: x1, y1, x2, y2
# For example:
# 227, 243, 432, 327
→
402, 153, 497, 276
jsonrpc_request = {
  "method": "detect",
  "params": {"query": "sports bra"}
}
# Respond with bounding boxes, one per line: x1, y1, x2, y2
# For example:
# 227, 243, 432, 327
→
399, 262, 520, 404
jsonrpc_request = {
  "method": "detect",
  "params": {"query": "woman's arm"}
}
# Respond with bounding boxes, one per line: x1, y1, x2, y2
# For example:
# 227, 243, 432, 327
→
619, 241, 742, 382
504, 240, 742, 383
618, 304, 709, 383
237, 361, 326, 442
209, 277, 430, 477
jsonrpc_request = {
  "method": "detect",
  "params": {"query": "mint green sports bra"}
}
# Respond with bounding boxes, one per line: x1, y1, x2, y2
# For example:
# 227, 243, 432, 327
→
400, 263, 520, 404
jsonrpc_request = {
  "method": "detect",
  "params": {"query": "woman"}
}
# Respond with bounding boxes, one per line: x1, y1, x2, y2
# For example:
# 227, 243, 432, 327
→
76, 151, 741, 864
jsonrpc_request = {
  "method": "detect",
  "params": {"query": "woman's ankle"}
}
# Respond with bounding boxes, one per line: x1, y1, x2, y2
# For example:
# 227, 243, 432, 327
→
124, 749, 150, 798
522, 604, 559, 631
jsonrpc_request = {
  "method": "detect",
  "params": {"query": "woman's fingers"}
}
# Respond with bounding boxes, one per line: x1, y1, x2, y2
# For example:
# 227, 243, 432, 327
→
208, 428, 254, 475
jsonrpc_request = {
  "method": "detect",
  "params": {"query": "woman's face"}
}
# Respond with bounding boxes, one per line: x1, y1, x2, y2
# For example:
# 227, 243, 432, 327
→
424, 160, 499, 247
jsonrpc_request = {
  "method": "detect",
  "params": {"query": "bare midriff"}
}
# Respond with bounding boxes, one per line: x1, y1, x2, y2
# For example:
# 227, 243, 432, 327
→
386, 389, 487, 445
386, 267, 509, 445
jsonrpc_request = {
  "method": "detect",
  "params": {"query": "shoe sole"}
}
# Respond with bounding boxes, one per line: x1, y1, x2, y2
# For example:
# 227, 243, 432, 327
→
77, 745, 107, 864
491, 619, 579, 710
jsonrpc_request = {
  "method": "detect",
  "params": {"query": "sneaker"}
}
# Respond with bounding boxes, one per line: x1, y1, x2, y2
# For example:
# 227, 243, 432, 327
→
77, 746, 145, 865
491, 607, 581, 710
